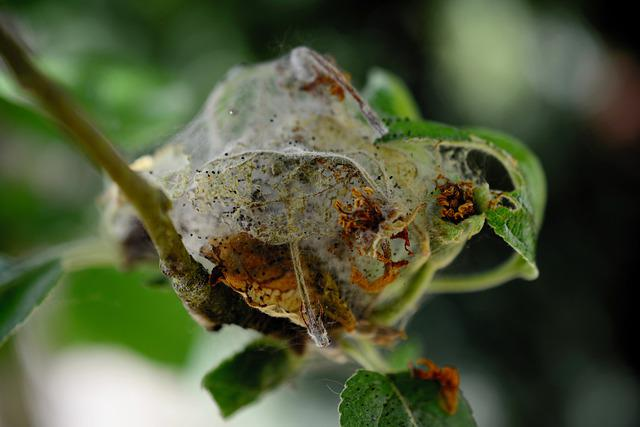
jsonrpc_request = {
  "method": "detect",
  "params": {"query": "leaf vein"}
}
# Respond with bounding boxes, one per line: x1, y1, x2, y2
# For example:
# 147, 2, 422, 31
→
388, 379, 418, 427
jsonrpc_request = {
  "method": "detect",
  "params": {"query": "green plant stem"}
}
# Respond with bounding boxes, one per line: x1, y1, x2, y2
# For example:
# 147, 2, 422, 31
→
370, 262, 437, 326
428, 254, 534, 293
0, 20, 303, 341
19, 238, 119, 273
370, 253, 534, 326
357, 338, 391, 372
339, 337, 390, 372
58, 238, 119, 272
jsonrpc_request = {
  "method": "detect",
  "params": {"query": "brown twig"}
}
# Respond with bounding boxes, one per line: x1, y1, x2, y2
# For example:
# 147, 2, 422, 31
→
0, 18, 303, 341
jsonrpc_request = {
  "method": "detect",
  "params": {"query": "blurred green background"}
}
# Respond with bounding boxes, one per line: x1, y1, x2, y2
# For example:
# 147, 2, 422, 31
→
1, 0, 638, 426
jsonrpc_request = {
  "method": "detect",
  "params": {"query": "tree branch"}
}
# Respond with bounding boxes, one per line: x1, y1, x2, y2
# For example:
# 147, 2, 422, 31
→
0, 18, 303, 341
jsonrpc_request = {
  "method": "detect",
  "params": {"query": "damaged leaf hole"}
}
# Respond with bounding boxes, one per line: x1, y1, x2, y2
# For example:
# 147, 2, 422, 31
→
466, 149, 515, 192
495, 195, 517, 210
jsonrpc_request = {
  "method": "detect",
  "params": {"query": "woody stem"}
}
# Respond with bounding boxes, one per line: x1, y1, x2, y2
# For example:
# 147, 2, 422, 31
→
0, 19, 303, 340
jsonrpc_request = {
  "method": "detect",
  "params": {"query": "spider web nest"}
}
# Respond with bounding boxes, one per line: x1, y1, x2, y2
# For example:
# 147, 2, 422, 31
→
104, 47, 506, 346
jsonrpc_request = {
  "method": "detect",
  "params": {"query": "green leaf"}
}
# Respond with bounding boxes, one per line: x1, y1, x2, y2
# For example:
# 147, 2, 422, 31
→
363, 68, 421, 120
202, 338, 300, 418
339, 370, 477, 427
380, 119, 472, 143
0, 257, 63, 345
484, 194, 537, 276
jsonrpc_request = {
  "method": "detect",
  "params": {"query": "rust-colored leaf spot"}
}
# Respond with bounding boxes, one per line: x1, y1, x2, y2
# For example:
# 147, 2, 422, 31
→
334, 187, 385, 240
350, 241, 409, 293
410, 358, 460, 415
435, 176, 476, 224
